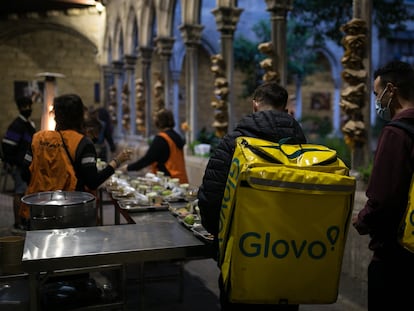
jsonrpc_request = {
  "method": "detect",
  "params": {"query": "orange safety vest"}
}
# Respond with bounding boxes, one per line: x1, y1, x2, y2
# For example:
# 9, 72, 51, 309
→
20, 130, 84, 219
151, 131, 189, 184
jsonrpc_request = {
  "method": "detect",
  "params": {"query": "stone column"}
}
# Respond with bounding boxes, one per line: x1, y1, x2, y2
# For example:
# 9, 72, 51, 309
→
265, 0, 293, 87
139, 46, 154, 137
179, 24, 204, 145
155, 36, 175, 110
124, 55, 138, 136
171, 70, 181, 132
112, 60, 124, 139
211, 6, 243, 131
102, 65, 113, 108
354, 0, 373, 168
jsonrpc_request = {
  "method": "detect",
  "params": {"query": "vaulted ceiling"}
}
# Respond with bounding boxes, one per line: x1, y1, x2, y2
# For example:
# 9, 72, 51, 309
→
0, 0, 100, 18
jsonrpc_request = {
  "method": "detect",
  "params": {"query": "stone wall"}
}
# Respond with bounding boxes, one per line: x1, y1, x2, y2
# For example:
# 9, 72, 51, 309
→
0, 12, 102, 137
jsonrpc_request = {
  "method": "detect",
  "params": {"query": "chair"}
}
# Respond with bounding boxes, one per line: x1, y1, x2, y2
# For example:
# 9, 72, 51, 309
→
0, 146, 13, 193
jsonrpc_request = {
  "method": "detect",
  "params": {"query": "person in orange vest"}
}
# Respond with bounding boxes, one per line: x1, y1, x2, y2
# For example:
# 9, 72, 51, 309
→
119, 108, 188, 183
20, 94, 132, 224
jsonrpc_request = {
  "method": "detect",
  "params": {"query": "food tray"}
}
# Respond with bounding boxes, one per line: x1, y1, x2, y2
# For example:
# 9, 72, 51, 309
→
118, 201, 169, 212
191, 224, 214, 242
177, 215, 201, 229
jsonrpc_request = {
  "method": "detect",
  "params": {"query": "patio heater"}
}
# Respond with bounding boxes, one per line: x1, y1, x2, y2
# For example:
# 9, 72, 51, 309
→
35, 72, 65, 130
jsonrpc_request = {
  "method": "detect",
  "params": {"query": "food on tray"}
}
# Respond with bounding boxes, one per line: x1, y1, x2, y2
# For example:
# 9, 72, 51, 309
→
184, 214, 195, 225
192, 225, 214, 241
152, 185, 163, 192
175, 207, 190, 217
161, 189, 172, 196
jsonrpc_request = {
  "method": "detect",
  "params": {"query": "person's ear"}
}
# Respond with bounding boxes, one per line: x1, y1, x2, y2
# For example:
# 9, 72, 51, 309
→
252, 100, 259, 112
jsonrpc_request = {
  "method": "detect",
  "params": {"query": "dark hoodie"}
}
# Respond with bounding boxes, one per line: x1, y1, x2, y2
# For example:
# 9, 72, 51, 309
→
198, 110, 307, 239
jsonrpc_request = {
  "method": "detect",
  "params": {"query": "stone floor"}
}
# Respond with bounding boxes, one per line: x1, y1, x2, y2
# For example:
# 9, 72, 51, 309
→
0, 188, 367, 310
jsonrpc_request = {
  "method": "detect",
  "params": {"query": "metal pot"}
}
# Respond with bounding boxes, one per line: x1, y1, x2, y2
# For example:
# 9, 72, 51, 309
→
21, 191, 96, 230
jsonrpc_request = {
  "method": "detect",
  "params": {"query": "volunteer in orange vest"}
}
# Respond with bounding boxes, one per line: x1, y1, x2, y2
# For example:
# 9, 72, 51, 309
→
21, 94, 132, 222
119, 108, 188, 183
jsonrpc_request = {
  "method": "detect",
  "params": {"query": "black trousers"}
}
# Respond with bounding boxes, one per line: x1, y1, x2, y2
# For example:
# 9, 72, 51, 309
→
368, 256, 414, 310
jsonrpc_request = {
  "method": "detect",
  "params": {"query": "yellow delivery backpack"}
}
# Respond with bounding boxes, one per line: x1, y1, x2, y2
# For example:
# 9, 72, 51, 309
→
219, 137, 356, 305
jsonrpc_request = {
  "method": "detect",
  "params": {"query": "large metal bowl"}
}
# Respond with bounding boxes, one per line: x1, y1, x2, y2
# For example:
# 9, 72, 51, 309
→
22, 190, 96, 230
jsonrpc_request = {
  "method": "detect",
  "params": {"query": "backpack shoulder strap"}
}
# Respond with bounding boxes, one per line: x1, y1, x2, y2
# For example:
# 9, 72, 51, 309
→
58, 130, 75, 166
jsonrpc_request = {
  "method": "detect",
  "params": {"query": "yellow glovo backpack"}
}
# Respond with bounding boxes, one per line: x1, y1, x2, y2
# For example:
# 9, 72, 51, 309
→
218, 137, 356, 305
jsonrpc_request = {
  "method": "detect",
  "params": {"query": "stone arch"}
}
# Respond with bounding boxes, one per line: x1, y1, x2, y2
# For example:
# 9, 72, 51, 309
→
0, 21, 97, 52
154, 0, 177, 37
137, 0, 156, 47
181, 0, 202, 24
125, 5, 139, 55
113, 17, 124, 61
315, 46, 343, 135
102, 20, 114, 65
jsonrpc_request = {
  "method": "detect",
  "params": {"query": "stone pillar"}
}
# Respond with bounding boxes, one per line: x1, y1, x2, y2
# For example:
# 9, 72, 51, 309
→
102, 65, 113, 108
139, 46, 153, 137
124, 55, 138, 136
211, 6, 243, 131
179, 23, 204, 145
171, 70, 181, 133
354, 0, 373, 168
155, 36, 175, 110
265, 0, 293, 87
112, 60, 124, 139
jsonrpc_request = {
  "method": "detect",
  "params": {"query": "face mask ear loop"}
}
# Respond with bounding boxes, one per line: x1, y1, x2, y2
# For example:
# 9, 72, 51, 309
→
386, 97, 392, 109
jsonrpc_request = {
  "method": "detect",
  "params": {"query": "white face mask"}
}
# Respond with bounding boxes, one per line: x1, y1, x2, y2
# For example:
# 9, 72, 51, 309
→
375, 88, 392, 121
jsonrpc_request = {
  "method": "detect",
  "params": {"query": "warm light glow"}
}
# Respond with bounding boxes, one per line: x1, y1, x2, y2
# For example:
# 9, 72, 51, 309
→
36, 72, 65, 130
95, 1, 105, 13
41, 79, 56, 131
48, 107, 56, 131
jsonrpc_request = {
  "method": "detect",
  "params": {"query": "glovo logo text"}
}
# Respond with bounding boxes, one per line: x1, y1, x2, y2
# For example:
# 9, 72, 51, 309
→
219, 157, 241, 240
238, 226, 340, 260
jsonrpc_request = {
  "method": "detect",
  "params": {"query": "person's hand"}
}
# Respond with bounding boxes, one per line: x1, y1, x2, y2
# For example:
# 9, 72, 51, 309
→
110, 149, 132, 169
114, 149, 132, 164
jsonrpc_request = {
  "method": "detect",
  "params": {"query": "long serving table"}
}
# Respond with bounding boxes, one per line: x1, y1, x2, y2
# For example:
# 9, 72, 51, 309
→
22, 204, 214, 310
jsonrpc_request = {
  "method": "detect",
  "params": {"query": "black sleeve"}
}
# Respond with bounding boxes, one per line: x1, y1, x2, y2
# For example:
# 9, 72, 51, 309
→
197, 134, 236, 236
127, 135, 169, 172
21, 144, 33, 183
75, 137, 115, 190
2, 119, 21, 165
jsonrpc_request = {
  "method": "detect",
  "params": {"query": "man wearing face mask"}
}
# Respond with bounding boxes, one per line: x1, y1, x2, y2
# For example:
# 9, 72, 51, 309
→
2, 96, 36, 231
352, 61, 414, 310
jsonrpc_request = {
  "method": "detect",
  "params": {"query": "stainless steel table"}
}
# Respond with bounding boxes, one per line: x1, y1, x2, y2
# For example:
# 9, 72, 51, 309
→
22, 212, 213, 310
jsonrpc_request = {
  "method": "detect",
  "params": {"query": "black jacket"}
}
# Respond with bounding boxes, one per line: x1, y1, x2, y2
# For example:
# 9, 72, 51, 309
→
197, 110, 307, 239
2, 115, 36, 167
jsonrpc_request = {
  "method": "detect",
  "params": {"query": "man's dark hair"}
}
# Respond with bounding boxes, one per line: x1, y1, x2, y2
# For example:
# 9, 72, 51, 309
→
374, 60, 414, 101
252, 82, 288, 109
53, 94, 85, 131
155, 109, 175, 129
16, 96, 33, 108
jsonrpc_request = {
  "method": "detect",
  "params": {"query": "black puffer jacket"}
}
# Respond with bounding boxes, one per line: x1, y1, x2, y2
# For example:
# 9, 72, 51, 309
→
197, 110, 307, 239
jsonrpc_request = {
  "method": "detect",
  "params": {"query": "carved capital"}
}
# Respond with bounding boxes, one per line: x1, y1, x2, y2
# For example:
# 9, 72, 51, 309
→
155, 36, 176, 59
139, 46, 154, 65
112, 60, 124, 75
211, 7, 243, 35
265, 0, 293, 16
179, 24, 204, 47
124, 54, 138, 70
